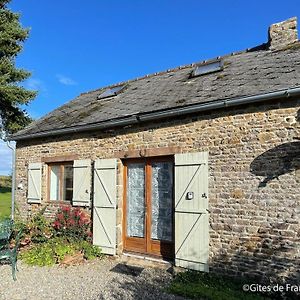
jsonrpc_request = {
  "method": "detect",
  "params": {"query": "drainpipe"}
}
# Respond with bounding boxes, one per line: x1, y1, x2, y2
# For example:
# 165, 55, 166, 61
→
6, 141, 16, 221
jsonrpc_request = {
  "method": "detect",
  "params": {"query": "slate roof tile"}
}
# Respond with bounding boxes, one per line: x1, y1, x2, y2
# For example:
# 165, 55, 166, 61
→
13, 44, 300, 139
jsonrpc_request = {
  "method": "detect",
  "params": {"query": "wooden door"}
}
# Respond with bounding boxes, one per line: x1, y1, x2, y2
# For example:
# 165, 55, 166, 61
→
123, 157, 174, 259
174, 152, 209, 271
93, 159, 117, 255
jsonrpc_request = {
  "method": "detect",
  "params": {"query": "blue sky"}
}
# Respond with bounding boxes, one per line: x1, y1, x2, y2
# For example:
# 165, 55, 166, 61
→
0, 0, 299, 174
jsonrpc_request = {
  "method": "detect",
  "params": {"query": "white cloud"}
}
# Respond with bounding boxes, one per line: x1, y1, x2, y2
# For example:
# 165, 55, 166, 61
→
0, 140, 14, 176
24, 78, 46, 92
56, 74, 77, 86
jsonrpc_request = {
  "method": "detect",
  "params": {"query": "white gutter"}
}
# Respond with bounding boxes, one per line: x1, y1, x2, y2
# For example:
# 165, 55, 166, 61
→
10, 86, 300, 141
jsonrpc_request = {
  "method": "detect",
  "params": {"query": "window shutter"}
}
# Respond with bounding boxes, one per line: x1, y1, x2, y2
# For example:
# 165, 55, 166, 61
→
72, 159, 92, 206
27, 163, 42, 203
175, 152, 209, 271
93, 159, 117, 255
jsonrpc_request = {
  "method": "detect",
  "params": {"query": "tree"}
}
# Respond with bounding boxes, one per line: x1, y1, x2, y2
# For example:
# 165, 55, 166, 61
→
0, 0, 36, 136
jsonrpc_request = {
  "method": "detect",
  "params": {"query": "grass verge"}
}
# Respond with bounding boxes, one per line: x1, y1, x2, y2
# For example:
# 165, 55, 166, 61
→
0, 186, 11, 220
167, 271, 272, 300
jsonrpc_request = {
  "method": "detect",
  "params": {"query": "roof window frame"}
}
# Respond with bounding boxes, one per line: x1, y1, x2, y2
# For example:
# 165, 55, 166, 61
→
191, 59, 223, 78
97, 85, 126, 100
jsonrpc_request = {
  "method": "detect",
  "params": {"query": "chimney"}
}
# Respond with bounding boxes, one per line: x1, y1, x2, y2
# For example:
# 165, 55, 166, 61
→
268, 17, 298, 50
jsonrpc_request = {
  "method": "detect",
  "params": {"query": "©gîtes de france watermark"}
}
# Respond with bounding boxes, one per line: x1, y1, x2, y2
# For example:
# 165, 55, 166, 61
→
243, 283, 300, 293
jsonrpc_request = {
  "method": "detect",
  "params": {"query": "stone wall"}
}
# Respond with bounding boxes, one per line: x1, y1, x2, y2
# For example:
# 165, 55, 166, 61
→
268, 17, 298, 50
15, 97, 300, 283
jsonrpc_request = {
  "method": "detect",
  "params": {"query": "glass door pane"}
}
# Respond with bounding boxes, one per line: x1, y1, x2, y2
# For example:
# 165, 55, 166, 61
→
126, 163, 145, 238
62, 165, 73, 201
151, 162, 173, 241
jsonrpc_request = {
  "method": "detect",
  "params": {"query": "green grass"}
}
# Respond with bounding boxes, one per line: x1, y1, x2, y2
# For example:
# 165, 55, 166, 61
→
0, 186, 11, 220
0, 175, 12, 220
167, 271, 272, 300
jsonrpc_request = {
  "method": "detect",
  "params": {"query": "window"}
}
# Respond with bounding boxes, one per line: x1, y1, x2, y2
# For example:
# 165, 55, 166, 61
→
191, 60, 223, 77
97, 85, 125, 99
48, 163, 73, 201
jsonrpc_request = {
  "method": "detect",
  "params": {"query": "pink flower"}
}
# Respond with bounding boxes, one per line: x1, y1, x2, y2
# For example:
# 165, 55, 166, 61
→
53, 220, 61, 229
62, 205, 71, 212
57, 213, 64, 221
73, 208, 81, 217
68, 219, 75, 226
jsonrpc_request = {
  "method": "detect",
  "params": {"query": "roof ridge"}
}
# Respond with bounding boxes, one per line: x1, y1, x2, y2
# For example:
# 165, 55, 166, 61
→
79, 43, 268, 97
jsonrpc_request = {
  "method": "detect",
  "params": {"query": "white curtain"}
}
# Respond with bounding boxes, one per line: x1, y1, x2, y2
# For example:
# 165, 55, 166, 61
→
127, 163, 145, 238
151, 162, 173, 241
50, 165, 60, 200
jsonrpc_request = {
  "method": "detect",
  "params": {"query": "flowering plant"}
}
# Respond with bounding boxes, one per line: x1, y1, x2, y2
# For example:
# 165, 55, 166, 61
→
53, 206, 91, 240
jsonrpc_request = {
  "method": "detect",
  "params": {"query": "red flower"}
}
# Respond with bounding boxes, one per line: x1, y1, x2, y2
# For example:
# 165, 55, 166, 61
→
52, 206, 91, 240
62, 205, 71, 212
68, 219, 75, 226
57, 213, 64, 221
53, 220, 61, 229
73, 208, 81, 217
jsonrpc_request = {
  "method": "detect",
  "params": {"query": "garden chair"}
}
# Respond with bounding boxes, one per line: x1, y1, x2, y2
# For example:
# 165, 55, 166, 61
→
0, 229, 22, 281
0, 219, 13, 250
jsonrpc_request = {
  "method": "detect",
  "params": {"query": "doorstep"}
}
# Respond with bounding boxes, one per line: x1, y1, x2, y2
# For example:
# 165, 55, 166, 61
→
120, 252, 174, 271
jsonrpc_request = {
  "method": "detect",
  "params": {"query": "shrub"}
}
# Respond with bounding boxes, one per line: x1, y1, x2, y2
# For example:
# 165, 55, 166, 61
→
13, 207, 53, 245
52, 238, 76, 261
18, 206, 102, 267
53, 206, 91, 240
20, 237, 102, 266
20, 242, 56, 266
28, 208, 54, 243
74, 240, 102, 260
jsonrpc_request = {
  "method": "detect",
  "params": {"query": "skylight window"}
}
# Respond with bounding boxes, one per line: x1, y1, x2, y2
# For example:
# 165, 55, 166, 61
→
191, 60, 223, 77
98, 85, 125, 99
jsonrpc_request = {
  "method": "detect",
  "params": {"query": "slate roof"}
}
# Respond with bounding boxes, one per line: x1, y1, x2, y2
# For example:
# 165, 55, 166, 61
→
13, 42, 300, 140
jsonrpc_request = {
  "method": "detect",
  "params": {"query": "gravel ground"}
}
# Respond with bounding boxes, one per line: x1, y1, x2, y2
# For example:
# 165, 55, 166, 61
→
0, 258, 187, 300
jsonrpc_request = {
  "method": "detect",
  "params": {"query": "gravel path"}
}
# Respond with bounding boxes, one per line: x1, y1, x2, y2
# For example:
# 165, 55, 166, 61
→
0, 258, 187, 300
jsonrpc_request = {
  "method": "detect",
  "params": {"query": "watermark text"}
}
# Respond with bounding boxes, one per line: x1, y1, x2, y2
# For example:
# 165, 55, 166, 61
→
243, 283, 300, 293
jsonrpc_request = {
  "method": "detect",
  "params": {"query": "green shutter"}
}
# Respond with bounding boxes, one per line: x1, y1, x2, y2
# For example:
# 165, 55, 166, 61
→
27, 163, 42, 203
93, 159, 117, 255
175, 152, 209, 271
72, 159, 92, 206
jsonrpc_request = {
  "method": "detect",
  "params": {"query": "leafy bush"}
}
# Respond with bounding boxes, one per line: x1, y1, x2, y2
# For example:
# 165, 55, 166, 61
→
28, 208, 54, 243
13, 207, 53, 244
53, 206, 91, 240
20, 242, 56, 266
18, 206, 101, 267
75, 240, 102, 260
20, 237, 102, 266
52, 238, 75, 261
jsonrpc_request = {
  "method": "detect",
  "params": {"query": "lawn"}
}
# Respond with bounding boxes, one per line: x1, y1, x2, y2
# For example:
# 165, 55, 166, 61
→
0, 175, 11, 220
0, 187, 11, 220
167, 271, 272, 300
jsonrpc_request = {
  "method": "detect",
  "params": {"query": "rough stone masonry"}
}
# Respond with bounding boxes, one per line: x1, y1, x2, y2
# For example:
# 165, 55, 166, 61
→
15, 96, 300, 284
268, 17, 298, 50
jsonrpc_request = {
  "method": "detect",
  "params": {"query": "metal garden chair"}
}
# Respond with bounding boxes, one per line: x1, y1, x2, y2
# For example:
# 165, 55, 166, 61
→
0, 219, 13, 250
0, 224, 22, 281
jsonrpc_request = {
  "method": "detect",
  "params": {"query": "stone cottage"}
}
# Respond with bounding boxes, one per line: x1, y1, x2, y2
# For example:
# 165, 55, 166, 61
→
11, 18, 300, 283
